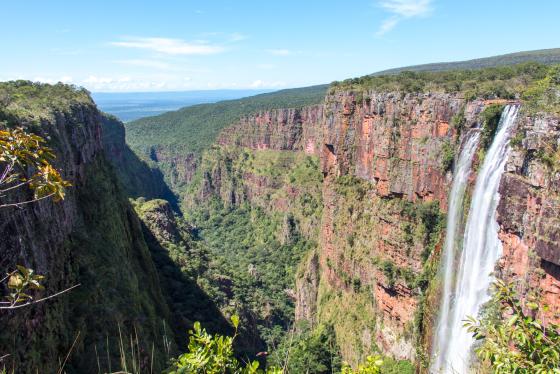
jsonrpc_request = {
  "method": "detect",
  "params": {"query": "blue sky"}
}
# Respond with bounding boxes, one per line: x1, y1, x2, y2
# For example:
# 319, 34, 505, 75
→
1, 0, 558, 92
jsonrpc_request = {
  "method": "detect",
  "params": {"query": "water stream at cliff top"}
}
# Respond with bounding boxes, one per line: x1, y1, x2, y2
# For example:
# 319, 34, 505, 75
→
431, 104, 519, 373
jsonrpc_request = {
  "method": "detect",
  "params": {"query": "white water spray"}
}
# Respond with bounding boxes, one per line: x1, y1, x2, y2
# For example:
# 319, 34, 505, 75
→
431, 132, 480, 371
431, 105, 519, 373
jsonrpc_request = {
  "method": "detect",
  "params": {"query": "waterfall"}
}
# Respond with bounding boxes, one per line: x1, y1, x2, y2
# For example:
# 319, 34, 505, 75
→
431, 132, 480, 371
431, 104, 519, 373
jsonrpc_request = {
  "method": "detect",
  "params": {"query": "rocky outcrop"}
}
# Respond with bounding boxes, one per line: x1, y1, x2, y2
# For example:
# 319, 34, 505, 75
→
321, 92, 492, 204
497, 113, 560, 323
218, 105, 323, 155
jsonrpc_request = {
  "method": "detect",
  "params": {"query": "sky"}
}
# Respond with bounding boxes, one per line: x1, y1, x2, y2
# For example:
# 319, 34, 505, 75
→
0, 0, 558, 92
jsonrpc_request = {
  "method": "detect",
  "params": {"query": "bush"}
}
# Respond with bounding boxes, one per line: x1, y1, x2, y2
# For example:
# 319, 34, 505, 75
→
269, 323, 341, 374
168, 315, 282, 374
464, 280, 560, 373
440, 140, 455, 172
480, 104, 505, 149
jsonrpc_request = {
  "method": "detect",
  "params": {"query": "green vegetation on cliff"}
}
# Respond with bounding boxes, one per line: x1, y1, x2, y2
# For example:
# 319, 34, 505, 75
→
126, 85, 327, 157
331, 62, 552, 100
187, 199, 318, 355
0, 81, 92, 122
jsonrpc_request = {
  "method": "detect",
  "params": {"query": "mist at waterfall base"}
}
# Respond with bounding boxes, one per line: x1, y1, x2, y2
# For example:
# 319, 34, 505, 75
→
431, 105, 520, 373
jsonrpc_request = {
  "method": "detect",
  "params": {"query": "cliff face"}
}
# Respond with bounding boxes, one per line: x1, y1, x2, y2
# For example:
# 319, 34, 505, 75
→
217, 105, 324, 155
190, 91, 476, 364
0, 95, 173, 372
309, 91, 482, 364
186, 107, 326, 242
497, 113, 560, 323
194, 89, 560, 366
101, 115, 179, 209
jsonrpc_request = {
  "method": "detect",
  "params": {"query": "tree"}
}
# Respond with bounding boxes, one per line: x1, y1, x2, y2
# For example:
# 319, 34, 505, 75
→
0, 126, 70, 209
464, 280, 560, 373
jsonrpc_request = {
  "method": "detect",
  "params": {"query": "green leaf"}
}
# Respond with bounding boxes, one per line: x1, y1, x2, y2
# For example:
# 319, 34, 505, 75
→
507, 315, 518, 327
231, 314, 239, 329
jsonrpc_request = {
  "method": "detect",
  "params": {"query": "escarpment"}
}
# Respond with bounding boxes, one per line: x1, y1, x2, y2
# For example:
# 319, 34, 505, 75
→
188, 87, 560, 367
496, 113, 560, 323
0, 84, 186, 373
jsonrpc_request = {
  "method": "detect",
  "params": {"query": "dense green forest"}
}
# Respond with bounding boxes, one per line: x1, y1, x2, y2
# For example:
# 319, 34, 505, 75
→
125, 84, 327, 156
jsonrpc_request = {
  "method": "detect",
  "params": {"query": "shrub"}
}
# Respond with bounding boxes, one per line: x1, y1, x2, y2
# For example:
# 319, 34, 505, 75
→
169, 315, 282, 374
464, 280, 560, 373
440, 140, 455, 172
480, 104, 505, 149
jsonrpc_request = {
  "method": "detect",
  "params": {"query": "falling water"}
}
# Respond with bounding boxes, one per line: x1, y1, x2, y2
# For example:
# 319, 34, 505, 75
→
431, 132, 480, 371
431, 104, 519, 373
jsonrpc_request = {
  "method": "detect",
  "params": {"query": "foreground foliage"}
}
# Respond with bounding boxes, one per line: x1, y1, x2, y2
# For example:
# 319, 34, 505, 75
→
464, 280, 560, 373
169, 315, 282, 374
0, 126, 70, 208
0, 126, 71, 311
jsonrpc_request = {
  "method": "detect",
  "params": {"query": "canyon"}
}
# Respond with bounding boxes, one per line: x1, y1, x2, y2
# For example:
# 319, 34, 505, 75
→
1, 62, 559, 373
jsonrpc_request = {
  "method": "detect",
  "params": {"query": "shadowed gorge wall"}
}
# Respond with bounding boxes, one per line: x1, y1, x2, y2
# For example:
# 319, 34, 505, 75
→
0, 83, 186, 372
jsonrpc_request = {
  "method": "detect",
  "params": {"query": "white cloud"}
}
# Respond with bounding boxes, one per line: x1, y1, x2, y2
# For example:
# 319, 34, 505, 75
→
266, 49, 292, 56
376, 0, 433, 36
377, 16, 399, 35
111, 37, 224, 55
379, 0, 432, 17
114, 59, 171, 69
229, 32, 248, 42
256, 64, 276, 70
79, 74, 204, 92
249, 80, 286, 88
33, 76, 73, 84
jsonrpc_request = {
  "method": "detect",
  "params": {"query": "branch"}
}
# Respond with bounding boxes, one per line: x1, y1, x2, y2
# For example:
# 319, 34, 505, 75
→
0, 162, 14, 186
0, 193, 55, 209
0, 270, 16, 284
0, 179, 32, 194
0, 284, 80, 310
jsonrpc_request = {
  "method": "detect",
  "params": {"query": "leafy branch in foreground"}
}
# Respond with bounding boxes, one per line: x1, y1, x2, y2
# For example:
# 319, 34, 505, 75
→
0, 127, 76, 311
464, 280, 560, 373
0, 266, 79, 310
0, 126, 70, 208
168, 315, 282, 374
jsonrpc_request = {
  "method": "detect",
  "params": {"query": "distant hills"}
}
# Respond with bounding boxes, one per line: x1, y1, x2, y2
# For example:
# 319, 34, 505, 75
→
373, 48, 560, 76
93, 89, 273, 122
125, 84, 327, 155
124, 48, 559, 161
